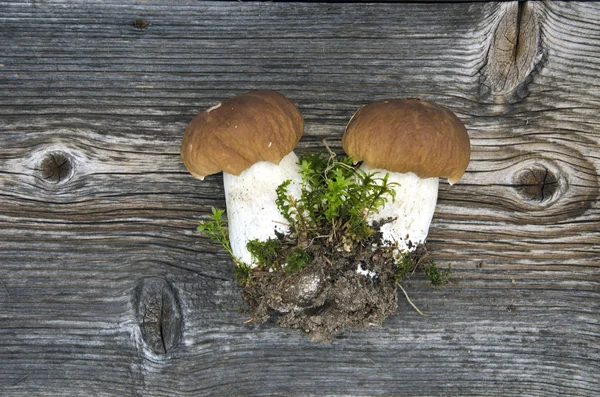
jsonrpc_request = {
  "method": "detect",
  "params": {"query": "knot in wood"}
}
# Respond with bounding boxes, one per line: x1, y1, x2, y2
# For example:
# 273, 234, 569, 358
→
36, 151, 74, 184
133, 19, 150, 30
482, 2, 541, 99
134, 278, 183, 357
513, 165, 560, 205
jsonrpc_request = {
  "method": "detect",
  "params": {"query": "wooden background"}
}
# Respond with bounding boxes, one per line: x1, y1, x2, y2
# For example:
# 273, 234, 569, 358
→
1, 1, 599, 396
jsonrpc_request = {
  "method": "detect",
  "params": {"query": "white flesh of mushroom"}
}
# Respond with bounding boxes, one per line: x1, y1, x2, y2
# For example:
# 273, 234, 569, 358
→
361, 164, 439, 254
223, 151, 301, 266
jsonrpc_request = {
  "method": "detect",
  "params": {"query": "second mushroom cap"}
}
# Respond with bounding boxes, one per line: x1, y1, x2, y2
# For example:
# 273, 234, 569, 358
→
342, 98, 470, 185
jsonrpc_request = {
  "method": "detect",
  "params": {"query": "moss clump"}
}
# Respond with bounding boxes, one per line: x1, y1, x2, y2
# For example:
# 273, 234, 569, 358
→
276, 148, 397, 246
424, 262, 452, 286
247, 238, 281, 271
284, 247, 312, 273
245, 238, 313, 275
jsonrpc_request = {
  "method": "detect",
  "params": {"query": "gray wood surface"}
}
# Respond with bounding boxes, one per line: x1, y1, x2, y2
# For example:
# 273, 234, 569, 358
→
1, 1, 599, 396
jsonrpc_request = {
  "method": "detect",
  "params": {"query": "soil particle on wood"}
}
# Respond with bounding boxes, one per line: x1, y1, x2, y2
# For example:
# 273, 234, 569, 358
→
241, 236, 402, 342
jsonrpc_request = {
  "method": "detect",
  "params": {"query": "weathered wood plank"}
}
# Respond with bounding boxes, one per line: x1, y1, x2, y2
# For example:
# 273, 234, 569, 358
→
0, 1, 599, 396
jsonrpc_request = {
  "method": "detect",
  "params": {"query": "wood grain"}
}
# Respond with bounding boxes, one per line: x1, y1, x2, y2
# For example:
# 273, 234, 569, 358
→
1, 1, 599, 396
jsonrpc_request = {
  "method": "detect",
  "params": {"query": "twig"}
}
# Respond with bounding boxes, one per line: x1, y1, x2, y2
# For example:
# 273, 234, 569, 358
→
307, 234, 330, 248
11, 371, 32, 387
397, 283, 429, 317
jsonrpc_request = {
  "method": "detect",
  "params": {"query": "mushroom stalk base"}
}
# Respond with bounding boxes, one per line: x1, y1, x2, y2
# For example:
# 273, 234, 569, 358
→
362, 165, 439, 253
223, 152, 301, 266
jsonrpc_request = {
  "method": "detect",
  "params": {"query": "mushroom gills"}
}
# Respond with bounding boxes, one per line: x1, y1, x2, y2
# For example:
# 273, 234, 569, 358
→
223, 151, 302, 266
362, 164, 439, 254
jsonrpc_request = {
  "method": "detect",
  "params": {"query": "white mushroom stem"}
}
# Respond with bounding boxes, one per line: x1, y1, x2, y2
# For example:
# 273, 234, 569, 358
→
223, 151, 302, 266
361, 164, 439, 254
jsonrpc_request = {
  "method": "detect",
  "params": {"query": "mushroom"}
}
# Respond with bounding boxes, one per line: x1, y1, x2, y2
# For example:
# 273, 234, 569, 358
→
181, 90, 304, 265
342, 98, 470, 253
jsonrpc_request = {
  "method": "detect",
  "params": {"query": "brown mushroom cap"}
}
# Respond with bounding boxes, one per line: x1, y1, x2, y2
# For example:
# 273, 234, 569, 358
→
342, 98, 471, 184
181, 90, 304, 179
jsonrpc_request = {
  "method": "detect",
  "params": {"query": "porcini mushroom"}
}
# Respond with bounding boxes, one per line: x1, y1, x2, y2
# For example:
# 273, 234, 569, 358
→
181, 90, 304, 265
342, 98, 470, 253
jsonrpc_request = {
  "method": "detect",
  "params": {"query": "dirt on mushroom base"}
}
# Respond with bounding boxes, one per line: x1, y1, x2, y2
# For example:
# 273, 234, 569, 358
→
240, 231, 426, 342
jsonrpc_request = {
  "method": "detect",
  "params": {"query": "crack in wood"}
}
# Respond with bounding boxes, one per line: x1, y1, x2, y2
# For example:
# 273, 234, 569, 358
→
508, 1, 526, 88
50, 154, 68, 183
159, 288, 168, 354
540, 167, 550, 202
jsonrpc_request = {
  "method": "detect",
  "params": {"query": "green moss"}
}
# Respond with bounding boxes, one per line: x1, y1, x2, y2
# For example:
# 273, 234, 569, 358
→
394, 252, 452, 287
276, 146, 398, 246
197, 207, 239, 264
285, 247, 312, 273
233, 262, 251, 286
246, 238, 281, 270
394, 253, 417, 282
424, 262, 452, 286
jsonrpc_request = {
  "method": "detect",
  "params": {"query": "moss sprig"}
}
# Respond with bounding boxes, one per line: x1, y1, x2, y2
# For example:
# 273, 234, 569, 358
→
275, 142, 398, 247
197, 207, 250, 283
394, 250, 452, 287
